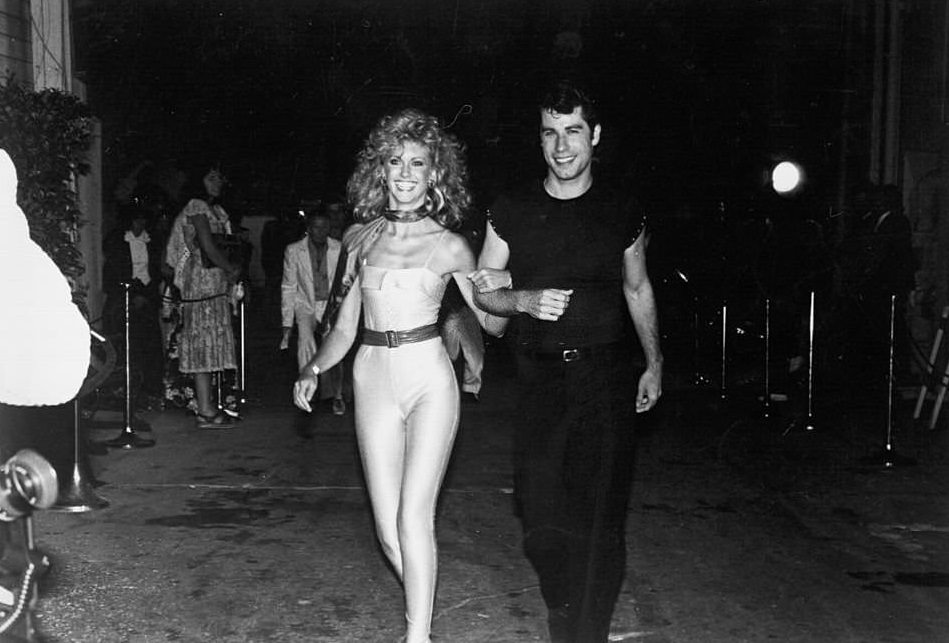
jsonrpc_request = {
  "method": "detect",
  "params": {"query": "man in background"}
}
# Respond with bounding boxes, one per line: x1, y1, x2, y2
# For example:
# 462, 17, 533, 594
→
280, 208, 345, 416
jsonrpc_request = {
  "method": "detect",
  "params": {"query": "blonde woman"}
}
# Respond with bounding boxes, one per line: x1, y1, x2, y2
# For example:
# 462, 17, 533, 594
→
293, 109, 505, 643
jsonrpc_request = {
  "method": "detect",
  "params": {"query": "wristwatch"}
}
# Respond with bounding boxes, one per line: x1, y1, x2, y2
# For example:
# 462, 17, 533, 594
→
310, 364, 321, 377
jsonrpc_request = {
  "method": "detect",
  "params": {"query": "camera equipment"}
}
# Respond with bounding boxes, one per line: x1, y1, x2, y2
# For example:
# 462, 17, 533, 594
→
0, 449, 58, 642
0, 450, 57, 522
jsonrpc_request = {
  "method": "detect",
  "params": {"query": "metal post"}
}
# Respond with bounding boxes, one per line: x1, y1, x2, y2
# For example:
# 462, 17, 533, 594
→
239, 292, 246, 405
50, 399, 109, 512
104, 282, 155, 449
764, 298, 771, 419
720, 302, 728, 401
805, 291, 816, 431
858, 294, 916, 468
883, 294, 896, 466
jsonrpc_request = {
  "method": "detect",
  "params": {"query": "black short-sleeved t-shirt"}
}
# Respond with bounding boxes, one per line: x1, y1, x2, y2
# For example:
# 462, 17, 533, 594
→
489, 181, 646, 351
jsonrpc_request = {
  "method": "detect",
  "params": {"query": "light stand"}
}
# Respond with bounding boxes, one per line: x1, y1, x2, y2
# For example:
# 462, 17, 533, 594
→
859, 294, 916, 468
104, 283, 155, 449
51, 400, 109, 512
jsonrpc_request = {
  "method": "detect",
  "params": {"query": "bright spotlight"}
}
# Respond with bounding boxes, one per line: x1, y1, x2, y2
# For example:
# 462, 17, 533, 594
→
771, 161, 803, 195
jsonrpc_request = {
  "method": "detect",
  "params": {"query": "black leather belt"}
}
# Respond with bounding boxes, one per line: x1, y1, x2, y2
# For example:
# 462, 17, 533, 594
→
521, 343, 621, 363
362, 323, 440, 348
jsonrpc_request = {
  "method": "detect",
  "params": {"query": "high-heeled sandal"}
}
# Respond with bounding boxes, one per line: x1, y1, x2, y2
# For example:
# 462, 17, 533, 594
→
195, 411, 236, 429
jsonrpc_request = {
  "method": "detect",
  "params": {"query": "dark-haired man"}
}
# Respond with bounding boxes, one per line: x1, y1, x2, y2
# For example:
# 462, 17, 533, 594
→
471, 81, 663, 642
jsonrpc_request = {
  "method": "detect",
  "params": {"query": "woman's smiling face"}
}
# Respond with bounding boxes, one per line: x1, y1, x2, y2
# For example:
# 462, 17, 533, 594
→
384, 141, 433, 211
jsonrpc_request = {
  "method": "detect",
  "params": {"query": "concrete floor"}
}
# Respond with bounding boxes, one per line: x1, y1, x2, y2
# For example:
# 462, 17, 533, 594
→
17, 329, 949, 642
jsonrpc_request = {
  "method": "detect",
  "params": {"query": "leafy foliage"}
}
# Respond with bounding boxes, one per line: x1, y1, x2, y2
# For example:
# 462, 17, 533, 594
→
0, 78, 94, 312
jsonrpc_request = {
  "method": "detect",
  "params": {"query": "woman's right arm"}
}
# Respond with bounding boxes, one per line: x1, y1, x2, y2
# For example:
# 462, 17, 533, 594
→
474, 220, 572, 321
293, 274, 362, 412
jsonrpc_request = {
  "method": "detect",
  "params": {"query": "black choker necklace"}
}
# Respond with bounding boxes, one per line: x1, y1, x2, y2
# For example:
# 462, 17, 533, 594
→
384, 208, 428, 223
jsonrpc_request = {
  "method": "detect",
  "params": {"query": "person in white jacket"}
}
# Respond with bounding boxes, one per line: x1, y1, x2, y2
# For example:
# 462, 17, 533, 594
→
280, 209, 346, 414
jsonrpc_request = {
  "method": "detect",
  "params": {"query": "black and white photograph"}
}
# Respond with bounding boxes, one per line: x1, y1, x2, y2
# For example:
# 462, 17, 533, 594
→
0, 1, 947, 641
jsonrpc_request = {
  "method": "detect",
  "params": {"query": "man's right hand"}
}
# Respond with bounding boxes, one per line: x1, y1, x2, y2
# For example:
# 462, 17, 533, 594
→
518, 288, 573, 321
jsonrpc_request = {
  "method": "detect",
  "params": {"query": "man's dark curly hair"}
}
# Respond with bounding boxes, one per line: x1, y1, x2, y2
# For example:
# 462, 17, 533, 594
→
346, 108, 471, 230
538, 80, 599, 131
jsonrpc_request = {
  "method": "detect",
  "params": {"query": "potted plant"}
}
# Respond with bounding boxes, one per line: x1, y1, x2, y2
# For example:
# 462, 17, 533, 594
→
0, 78, 93, 314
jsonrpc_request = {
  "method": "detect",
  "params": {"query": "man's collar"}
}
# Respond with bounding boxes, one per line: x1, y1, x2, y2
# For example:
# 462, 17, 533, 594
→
543, 175, 594, 200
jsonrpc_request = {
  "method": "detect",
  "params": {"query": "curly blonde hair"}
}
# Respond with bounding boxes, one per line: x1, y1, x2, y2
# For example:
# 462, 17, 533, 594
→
346, 108, 471, 230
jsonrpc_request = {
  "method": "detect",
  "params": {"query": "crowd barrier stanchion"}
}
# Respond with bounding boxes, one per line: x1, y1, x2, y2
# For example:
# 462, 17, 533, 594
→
783, 290, 817, 436
720, 302, 728, 401
804, 290, 816, 431
860, 294, 916, 467
51, 399, 109, 512
677, 269, 709, 387
104, 283, 155, 449
763, 298, 771, 419
239, 289, 247, 407
220, 282, 246, 420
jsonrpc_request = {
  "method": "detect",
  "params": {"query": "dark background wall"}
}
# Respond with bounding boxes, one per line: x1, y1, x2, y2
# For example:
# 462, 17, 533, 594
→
71, 0, 946, 221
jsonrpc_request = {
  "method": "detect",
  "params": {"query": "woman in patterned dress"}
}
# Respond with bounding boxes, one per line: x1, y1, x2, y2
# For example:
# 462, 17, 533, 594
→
164, 164, 241, 428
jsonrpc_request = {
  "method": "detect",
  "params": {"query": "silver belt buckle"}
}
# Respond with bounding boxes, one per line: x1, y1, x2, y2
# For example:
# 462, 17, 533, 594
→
385, 330, 400, 348
562, 348, 580, 362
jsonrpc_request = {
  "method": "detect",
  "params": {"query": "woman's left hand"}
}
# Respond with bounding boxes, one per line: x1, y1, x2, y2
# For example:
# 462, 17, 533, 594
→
293, 373, 319, 412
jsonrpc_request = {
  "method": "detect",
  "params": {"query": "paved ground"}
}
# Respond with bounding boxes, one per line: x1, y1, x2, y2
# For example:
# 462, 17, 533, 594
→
14, 319, 949, 642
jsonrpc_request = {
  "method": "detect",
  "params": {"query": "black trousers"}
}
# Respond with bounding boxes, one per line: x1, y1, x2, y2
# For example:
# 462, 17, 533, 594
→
512, 344, 637, 643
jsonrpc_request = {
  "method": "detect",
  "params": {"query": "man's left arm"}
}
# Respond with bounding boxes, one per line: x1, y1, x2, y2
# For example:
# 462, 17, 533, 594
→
623, 228, 663, 413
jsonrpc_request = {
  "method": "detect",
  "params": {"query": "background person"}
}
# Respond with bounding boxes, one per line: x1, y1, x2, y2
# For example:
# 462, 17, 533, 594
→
292, 108, 505, 643
472, 80, 662, 643
164, 162, 241, 428
280, 208, 345, 415
101, 200, 165, 406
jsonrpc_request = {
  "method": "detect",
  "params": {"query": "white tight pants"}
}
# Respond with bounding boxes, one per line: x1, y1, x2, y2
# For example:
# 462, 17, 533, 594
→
353, 339, 459, 642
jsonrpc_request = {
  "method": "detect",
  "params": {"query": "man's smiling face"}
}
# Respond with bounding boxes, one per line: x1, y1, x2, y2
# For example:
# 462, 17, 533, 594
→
540, 106, 600, 184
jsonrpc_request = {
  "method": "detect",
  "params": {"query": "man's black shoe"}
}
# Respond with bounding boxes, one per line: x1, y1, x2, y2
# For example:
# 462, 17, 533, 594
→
461, 392, 480, 404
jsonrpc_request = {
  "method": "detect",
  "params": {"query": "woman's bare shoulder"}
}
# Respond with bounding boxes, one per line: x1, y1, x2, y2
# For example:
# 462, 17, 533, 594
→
442, 229, 473, 252
438, 229, 475, 270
